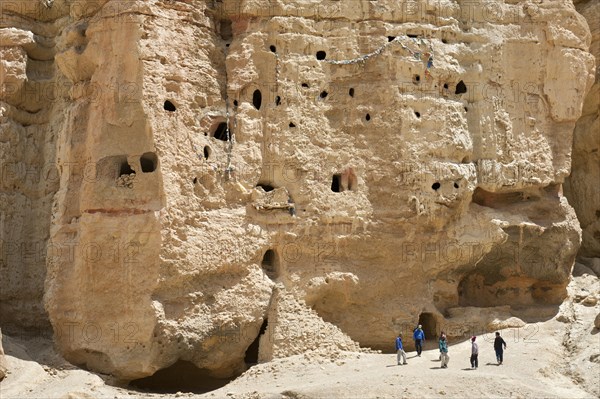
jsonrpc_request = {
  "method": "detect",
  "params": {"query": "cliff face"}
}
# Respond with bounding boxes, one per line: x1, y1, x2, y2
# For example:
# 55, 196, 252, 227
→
565, 0, 600, 258
0, 0, 595, 382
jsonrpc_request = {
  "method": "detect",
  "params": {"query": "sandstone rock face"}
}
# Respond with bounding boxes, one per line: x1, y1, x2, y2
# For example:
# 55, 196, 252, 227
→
565, 0, 600, 258
0, 329, 6, 380
1, 0, 595, 383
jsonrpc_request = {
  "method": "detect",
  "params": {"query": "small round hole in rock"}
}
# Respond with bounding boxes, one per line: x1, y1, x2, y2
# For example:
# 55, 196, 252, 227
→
140, 152, 158, 173
413, 74, 420, 84
301, 83, 309, 88
455, 80, 467, 95
432, 182, 441, 190
443, 83, 449, 89
193, 177, 198, 184
442, 38, 448, 44
269, 45, 276, 53
365, 114, 371, 121
252, 89, 262, 110
316, 51, 326, 60
464, 107, 468, 112
233, 100, 238, 107
320, 91, 328, 99
289, 122, 296, 128
415, 111, 421, 118
164, 100, 176, 112
203, 146, 211, 159
349, 88, 354, 97
454, 182, 459, 189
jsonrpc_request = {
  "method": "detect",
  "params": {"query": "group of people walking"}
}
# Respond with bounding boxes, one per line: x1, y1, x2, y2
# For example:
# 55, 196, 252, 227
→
395, 326, 508, 369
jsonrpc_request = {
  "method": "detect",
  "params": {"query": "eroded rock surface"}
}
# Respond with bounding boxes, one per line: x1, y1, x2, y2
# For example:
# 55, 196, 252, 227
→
565, 0, 600, 258
0, 0, 595, 382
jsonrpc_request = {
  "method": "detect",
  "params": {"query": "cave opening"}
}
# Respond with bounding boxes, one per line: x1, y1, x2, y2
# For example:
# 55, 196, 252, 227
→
417, 312, 437, 341
320, 91, 328, 99
219, 19, 232, 42
472, 187, 536, 208
129, 360, 234, 394
212, 122, 230, 141
413, 74, 420, 84
365, 113, 371, 121
432, 182, 440, 190
256, 183, 275, 192
140, 152, 158, 173
261, 249, 279, 280
316, 50, 326, 60
455, 80, 467, 95
163, 100, 176, 112
252, 89, 262, 110
269, 45, 276, 53
203, 146, 211, 159
349, 88, 354, 97
331, 174, 341, 192
244, 319, 269, 365
119, 160, 135, 176
388, 36, 396, 42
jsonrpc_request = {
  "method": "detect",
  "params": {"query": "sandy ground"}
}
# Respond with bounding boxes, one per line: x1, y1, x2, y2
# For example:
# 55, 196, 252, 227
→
1, 272, 598, 399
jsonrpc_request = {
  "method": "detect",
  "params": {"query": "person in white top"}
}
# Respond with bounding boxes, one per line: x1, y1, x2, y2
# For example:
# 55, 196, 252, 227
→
470, 336, 479, 369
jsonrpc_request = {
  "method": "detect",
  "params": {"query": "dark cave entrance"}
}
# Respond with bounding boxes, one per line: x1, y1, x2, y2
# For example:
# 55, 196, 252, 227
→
244, 319, 269, 365
129, 360, 234, 394
261, 249, 279, 280
417, 312, 437, 341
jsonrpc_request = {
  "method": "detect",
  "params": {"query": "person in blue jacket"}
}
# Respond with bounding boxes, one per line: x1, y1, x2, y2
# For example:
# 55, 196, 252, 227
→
395, 333, 408, 365
413, 324, 425, 356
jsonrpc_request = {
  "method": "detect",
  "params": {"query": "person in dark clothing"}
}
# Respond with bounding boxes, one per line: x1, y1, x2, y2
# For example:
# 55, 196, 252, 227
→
413, 325, 425, 356
494, 332, 507, 365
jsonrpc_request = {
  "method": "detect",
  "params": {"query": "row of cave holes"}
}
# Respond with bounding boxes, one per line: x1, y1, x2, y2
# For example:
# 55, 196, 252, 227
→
118, 152, 158, 177
256, 173, 356, 194
431, 181, 460, 191
164, 83, 463, 126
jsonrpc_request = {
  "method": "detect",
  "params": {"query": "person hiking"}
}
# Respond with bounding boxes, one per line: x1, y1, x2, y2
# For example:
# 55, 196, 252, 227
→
413, 325, 425, 356
470, 336, 478, 369
494, 332, 507, 365
439, 334, 449, 368
395, 334, 407, 365
438, 331, 446, 360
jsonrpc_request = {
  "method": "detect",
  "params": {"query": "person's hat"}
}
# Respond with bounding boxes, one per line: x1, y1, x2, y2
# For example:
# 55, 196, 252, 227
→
471, 336, 476, 341
418, 324, 422, 328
